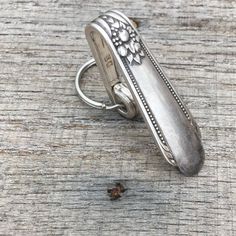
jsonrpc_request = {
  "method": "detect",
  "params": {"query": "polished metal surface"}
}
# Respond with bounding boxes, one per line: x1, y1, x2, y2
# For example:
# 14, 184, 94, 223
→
76, 10, 205, 176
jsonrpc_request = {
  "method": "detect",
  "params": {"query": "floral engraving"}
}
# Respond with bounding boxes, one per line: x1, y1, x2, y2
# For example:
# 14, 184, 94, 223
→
102, 15, 145, 64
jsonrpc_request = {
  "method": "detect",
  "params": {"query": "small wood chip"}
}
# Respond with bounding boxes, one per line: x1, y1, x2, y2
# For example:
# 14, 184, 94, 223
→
107, 183, 126, 200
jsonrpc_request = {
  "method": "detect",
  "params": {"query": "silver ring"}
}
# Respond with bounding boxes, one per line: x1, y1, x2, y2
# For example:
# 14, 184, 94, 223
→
75, 58, 123, 110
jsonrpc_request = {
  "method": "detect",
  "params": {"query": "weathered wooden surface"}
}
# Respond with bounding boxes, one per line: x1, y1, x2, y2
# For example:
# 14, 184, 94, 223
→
0, 0, 235, 235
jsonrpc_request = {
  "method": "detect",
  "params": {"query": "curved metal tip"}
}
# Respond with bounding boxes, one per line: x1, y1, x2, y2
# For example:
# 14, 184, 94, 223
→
175, 139, 205, 176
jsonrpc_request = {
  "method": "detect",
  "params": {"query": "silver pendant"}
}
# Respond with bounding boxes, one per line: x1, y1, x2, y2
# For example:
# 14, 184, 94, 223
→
75, 10, 204, 176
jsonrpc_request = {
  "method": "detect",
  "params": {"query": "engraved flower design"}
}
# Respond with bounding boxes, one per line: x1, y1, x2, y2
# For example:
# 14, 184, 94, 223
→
102, 16, 145, 64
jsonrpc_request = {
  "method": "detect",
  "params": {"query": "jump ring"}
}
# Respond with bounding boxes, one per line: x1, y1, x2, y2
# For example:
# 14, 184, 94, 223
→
75, 59, 123, 110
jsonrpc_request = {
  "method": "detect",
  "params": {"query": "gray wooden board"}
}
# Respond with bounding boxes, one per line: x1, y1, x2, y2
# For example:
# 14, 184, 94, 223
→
0, 0, 235, 235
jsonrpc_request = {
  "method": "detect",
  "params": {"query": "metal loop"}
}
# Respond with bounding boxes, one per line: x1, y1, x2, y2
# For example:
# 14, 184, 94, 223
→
75, 58, 123, 110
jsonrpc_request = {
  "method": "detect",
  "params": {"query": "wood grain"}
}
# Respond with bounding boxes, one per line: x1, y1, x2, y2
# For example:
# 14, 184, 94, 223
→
0, 0, 235, 235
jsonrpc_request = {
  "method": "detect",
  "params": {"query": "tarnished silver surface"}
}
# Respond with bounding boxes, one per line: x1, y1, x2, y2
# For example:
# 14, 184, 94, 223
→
76, 10, 205, 176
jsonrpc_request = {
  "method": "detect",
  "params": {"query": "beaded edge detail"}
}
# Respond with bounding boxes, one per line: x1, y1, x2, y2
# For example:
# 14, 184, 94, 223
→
99, 14, 198, 165
139, 41, 191, 120
121, 57, 176, 165
102, 14, 191, 121
121, 58, 168, 145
